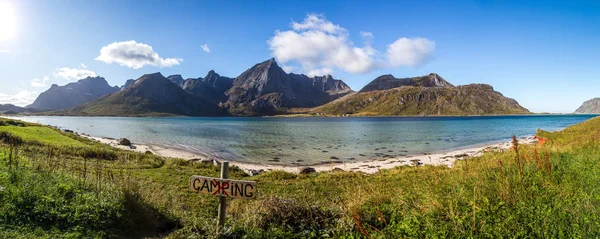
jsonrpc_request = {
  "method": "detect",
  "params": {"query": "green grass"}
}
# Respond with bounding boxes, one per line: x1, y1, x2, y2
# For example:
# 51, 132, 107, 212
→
0, 117, 599, 238
0, 125, 87, 148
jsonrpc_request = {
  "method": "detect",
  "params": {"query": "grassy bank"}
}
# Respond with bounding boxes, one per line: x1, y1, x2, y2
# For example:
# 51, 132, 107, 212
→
0, 117, 599, 238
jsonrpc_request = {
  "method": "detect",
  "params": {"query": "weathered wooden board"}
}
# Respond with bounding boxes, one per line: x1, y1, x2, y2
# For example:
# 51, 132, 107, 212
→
189, 175, 257, 199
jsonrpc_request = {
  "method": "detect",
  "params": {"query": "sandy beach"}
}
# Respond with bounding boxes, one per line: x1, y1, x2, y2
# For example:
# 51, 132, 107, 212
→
81, 133, 537, 175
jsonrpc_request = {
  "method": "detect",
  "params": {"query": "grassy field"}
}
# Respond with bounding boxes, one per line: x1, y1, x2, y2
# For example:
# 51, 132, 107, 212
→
0, 116, 599, 238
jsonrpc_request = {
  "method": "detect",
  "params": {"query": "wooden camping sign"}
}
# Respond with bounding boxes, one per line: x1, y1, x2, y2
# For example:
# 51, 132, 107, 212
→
189, 175, 257, 199
190, 162, 257, 234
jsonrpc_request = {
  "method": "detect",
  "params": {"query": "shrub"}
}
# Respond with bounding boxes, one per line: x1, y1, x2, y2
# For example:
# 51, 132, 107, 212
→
0, 131, 23, 145
253, 197, 338, 232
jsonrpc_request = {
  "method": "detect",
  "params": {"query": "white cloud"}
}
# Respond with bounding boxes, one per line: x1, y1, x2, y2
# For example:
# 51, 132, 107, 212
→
31, 76, 49, 88
280, 64, 294, 73
307, 68, 333, 77
30, 64, 97, 88
387, 38, 435, 67
292, 14, 346, 34
0, 90, 39, 106
95, 40, 182, 69
268, 14, 435, 76
201, 44, 211, 53
54, 65, 97, 81
0, 49, 9, 53
360, 31, 373, 38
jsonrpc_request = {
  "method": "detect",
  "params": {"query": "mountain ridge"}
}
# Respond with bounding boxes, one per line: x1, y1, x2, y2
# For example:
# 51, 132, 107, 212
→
224, 58, 353, 115
182, 70, 234, 104
315, 74, 530, 116
28, 76, 120, 110
66, 73, 225, 116
19, 58, 531, 117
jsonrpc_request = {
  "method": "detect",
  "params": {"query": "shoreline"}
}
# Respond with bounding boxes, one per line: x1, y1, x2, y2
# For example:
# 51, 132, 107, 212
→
81, 133, 537, 175
6, 113, 595, 119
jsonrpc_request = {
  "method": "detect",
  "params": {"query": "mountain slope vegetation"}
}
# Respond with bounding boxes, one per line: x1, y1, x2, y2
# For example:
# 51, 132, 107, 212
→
316, 75, 530, 116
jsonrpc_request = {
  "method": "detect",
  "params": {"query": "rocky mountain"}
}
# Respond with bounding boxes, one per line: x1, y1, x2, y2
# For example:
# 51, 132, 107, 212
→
28, 77, 120, 110
67, 73, 225, 116
182, 70, 234, 103
359, 73, 453, 92
0, 104, 26, 113
167, 74, 185, 88
121, 79, 135, 90
574, 98, 600, 114
0, 104, 49, 114
315, 74, 530, 116
24, 60, 531, 117
224, 58, 353, 115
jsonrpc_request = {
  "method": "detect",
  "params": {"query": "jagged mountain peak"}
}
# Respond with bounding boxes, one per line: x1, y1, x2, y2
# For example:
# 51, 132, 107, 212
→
136, 72, 165, 82
144, 72, 165, 78
204, 70, 221, 80
224, 58, 353, 115
120, 79, 136, 90
166, 74, 185, 87
254, 58, 283, 72
131, 73, 176, 88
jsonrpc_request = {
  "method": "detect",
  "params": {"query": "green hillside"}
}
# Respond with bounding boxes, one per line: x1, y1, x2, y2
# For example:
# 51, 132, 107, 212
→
316, 84, 531, 116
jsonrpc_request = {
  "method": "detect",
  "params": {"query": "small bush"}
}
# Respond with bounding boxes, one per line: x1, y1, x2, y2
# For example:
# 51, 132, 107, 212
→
353, 198, 395, 230
0, 131, 23, 145
253, 197, 338, 232
4, 120, 25, 127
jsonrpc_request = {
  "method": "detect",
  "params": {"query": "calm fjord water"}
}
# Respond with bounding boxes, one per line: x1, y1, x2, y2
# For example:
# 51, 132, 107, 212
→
15, 115, 597, 165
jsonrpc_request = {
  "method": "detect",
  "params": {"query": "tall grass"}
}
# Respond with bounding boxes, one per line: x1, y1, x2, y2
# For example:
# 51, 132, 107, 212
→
0, 117, 599, 238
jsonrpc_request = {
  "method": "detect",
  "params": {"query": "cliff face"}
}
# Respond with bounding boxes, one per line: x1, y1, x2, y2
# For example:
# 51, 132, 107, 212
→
182, 70, 234, 103
575, 98, 600, 114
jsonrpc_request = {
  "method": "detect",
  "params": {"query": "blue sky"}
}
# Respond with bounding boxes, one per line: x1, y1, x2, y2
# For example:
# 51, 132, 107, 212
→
0, 0, 598, 113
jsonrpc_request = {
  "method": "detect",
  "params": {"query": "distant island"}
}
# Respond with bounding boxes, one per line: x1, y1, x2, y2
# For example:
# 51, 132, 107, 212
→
15, 58, 531, 117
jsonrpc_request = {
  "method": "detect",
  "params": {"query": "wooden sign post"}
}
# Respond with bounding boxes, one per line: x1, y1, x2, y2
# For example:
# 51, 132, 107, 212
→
189, 161, 257, 234
217, 162, 228, 233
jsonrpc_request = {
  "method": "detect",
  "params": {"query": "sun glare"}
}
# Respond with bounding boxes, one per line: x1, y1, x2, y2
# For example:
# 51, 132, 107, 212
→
0, 1, 17, 42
